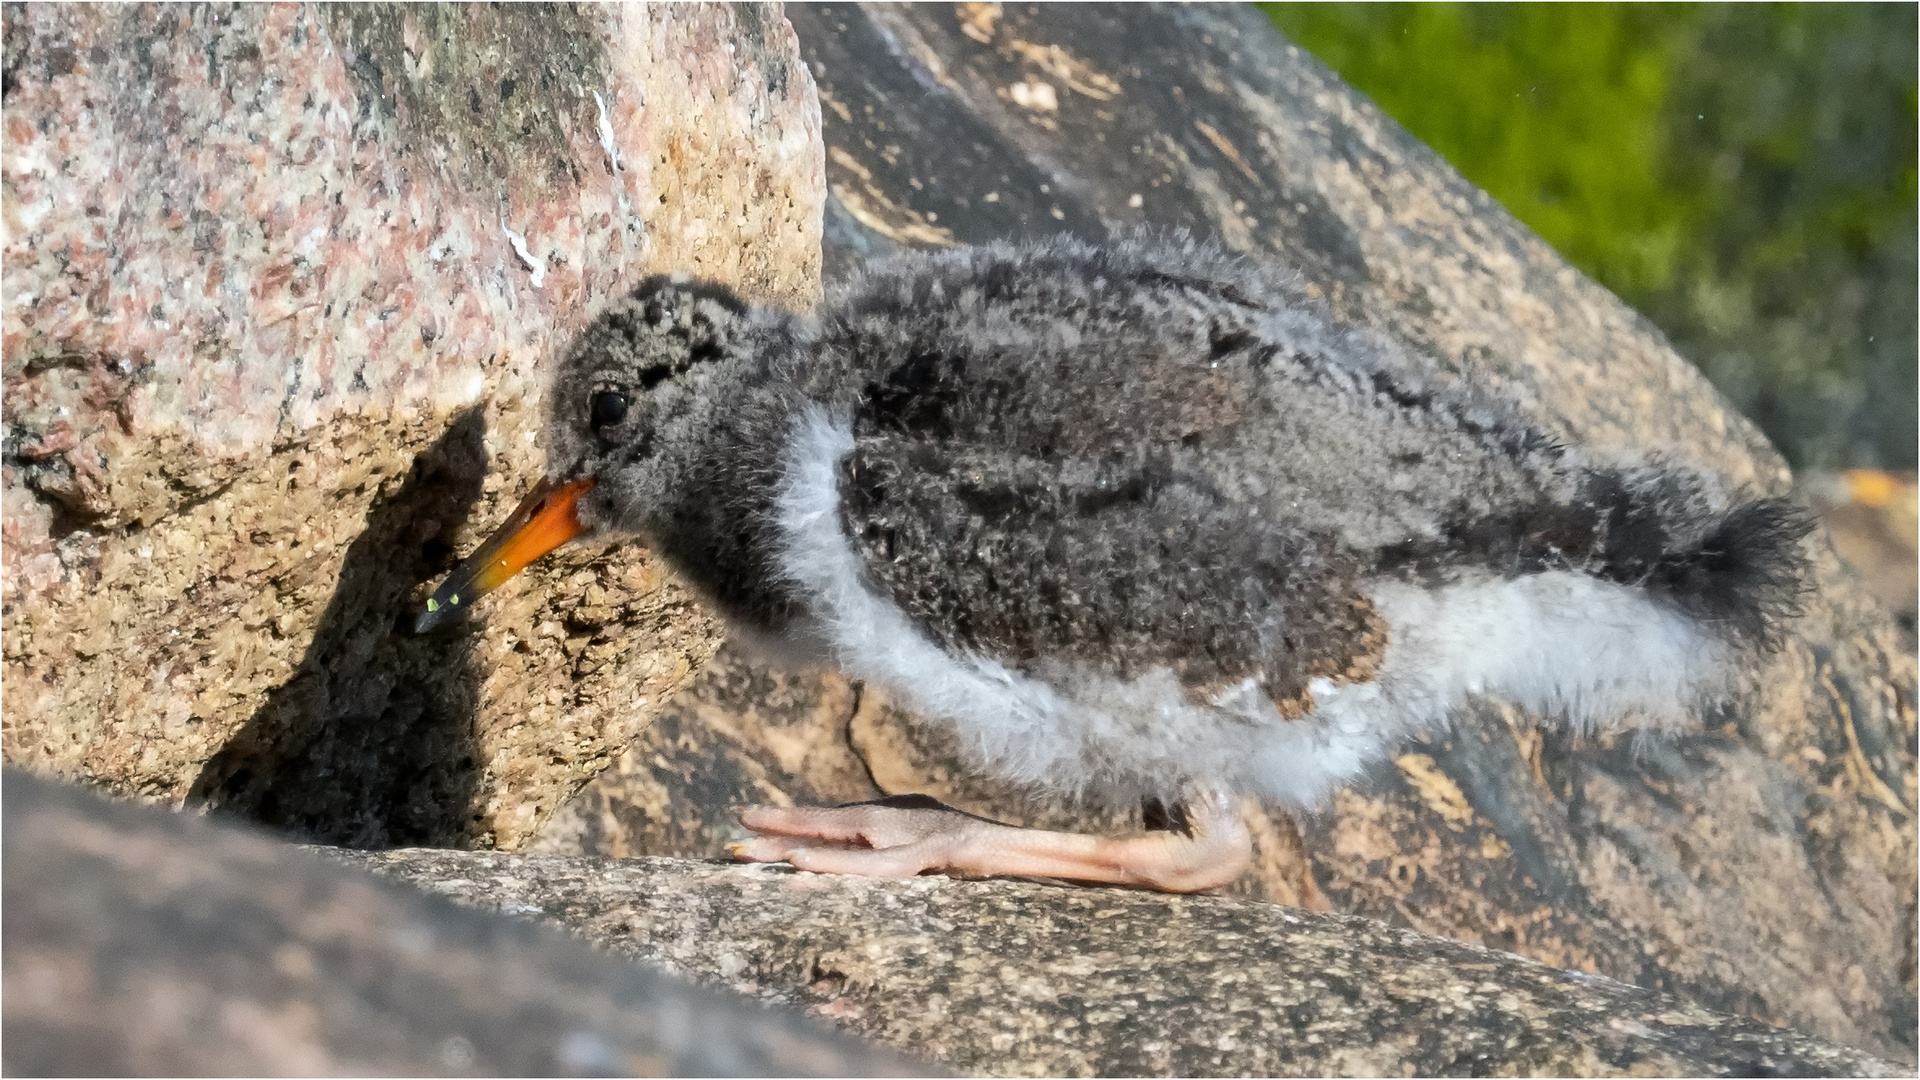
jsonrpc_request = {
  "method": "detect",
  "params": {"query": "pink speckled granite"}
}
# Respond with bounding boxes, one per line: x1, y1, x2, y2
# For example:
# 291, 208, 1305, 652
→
2, 3, 824, 848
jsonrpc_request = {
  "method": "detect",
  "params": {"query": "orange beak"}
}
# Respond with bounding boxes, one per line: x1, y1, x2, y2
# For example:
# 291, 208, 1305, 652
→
414, 477, 595, 633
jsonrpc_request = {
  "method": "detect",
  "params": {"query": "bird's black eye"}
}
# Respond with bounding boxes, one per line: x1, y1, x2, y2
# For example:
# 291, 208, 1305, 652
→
589, 389, 630, 432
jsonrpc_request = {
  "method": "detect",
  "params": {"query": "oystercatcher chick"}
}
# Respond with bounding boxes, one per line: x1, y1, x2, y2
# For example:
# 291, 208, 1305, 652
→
416, 235, 1810, 892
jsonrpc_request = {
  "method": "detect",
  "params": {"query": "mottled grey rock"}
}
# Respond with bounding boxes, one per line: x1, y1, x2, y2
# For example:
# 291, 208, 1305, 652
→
1, 770, 927, 1077
341, 844, 1903, 1078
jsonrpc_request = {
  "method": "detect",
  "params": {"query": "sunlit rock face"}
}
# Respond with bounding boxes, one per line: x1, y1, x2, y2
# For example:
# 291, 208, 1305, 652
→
2, 2, 1911, 1068
1, 3, 824, 849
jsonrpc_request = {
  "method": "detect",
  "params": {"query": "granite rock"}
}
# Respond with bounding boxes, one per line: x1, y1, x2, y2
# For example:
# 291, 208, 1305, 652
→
537, 2, 1918, 1063
1, 769, 926, 1077
4, 2, 1912, 1069
345, 842, 1905, 1078
1, 3, 824, 849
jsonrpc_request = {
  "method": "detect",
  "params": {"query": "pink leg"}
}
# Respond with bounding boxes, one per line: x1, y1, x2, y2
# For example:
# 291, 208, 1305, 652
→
730, 792, 1250, 893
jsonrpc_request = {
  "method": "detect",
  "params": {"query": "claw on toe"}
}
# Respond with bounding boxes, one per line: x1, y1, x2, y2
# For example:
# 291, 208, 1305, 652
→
728, 835, 804, 864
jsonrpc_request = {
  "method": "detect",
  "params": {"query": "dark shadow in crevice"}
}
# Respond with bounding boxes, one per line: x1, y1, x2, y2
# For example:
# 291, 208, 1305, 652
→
188, 409, 492, 848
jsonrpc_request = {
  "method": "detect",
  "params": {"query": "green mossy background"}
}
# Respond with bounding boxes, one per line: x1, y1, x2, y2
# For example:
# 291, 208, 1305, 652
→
1264, 3, 1917, 470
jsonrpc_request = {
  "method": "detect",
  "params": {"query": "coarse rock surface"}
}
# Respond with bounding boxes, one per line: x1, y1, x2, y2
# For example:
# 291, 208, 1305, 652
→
1, 769, 926, 1077
534, 2, 1919, 1064
1, 3, 823, 848
5, 2, 1912, 1071
343, 842, 1904, 1078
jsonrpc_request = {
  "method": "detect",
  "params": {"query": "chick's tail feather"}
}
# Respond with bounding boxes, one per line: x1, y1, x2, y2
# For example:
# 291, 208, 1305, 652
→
1583, 469, 1815, 647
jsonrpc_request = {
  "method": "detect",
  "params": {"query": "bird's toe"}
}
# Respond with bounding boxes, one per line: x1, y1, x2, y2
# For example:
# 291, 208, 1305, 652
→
731, 799, 999, 879
782, 842, 944, 878
736, 800, 982, 849
735, 804, 874, 842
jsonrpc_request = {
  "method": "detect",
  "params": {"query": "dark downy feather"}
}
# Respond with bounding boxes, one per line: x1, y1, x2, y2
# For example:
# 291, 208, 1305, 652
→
1607, 488, 1814, 647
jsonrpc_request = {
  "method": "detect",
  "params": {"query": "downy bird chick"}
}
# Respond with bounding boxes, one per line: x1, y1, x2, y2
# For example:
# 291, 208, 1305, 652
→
417, 234, 1809, 891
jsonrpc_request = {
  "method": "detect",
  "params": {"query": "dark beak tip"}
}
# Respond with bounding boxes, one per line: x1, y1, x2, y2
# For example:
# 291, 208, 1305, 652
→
411, 475, 592, 638
411, 602, 463, 636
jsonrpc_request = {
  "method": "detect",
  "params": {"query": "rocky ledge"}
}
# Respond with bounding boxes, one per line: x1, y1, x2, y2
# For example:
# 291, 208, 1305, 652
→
3, 769, 1901, 1076
2, 770, 926, 1077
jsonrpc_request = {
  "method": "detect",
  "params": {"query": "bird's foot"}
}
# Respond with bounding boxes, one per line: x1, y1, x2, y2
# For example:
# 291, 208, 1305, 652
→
730, 791, 1250, 893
